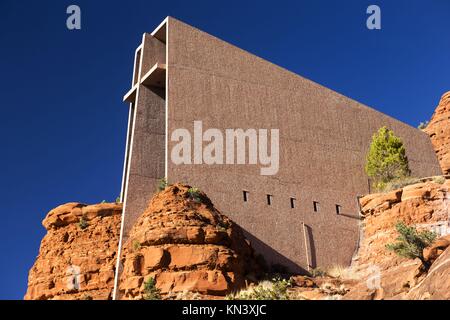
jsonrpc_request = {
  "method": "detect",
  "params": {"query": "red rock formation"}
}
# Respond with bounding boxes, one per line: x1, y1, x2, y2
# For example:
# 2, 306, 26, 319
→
118, 183, 262, 299
356, 180, 449, 270
344, 179, 450, 299
423, 234, 450, 265
407, 239, 450, 300
25, 203, 122, 300
26, 179, 450, 300
425, 91, 450, 175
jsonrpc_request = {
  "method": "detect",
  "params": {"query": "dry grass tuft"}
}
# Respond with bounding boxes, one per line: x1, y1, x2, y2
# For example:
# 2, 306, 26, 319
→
325, 265, 360, 280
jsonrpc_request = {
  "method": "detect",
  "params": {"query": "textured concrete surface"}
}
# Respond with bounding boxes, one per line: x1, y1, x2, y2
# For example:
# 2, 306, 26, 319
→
120, 17, 441, 274
121, 34, 166, 242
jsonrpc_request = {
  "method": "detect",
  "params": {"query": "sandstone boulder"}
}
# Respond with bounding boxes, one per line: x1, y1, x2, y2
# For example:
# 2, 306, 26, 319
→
25, 202, 122, 300
346, 178, 450, 300
118, 183, 262, 299
423, 235, 450, 265
424, 91, 450, 175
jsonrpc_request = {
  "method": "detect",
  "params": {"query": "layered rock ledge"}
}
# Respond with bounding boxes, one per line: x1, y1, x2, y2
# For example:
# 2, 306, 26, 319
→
345, 179, 450, 299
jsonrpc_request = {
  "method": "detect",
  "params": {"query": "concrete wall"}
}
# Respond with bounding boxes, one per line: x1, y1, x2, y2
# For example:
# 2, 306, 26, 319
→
121, 34, 166, 242
119, 17, 441, 275
164, 17, 441, 272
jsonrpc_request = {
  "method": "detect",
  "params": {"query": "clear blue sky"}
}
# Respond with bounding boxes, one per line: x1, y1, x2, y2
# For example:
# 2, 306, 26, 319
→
0, 0, 448, 299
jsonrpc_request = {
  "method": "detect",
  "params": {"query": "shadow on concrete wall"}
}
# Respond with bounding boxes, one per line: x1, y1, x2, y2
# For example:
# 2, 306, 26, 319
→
338, 212, 361, 220
239, 227, 309, 275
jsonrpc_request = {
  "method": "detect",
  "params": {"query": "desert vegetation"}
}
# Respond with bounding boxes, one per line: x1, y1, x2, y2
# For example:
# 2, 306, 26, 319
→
157, 178, 169, 192
417, 121, 429, 130
143, 277, 161, 300
386, 222, 437, 269
187, 187, 202, 202
227, 278, 292, 300
77, 216, 89, 230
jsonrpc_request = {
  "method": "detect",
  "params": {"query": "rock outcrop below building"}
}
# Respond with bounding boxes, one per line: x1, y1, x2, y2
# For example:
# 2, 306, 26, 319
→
24, 180, 450, 300
344, 178, 450, 299
25, 185, 262, 300
118, 183, 262, 299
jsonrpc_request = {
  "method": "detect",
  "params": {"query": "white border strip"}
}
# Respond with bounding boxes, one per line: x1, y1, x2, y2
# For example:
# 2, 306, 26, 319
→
119, 45, 141, 203
165, 17, 169, 179
151, 17, 169, 41
112, 34, 146, 300
113, 17, 169, 299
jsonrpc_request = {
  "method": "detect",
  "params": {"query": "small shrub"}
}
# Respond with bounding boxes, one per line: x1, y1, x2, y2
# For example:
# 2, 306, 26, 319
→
187, 187, 201, 203
381, 176, 421, 192
216, 220, 230, 232
386, 222, 437, 269
115, 196, 121, 204
143, 277, 161, 300
418, 121, 429, 130
365, 126, 411, 191
432, 176, 446, 184
309, 267, 327, 278
326, 265, 359, 280
132, 240, 141, 251
157, 178, 168, 192
78, 217, 89, 230
227, 278, 292, 300
101, 200, 106, 204
319, 282, 349, 297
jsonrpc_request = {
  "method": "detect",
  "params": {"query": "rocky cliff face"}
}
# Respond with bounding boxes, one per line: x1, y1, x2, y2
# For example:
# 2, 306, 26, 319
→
25, 88, 450, 300
25, 203, 122, 300
118, 183, 261, 300
345, 179, 450, 299
425, 91, 450, 175
24, 90, 450, 300
25, 180, 450, 300
25, 185, 262, 300
355, 179, 450, 270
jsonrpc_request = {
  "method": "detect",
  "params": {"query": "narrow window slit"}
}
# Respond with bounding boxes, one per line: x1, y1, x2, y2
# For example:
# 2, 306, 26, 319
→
290, 197, 296, 209
313, 201, 319, 212
267, 194, 273, 206
243, 191, 249, 202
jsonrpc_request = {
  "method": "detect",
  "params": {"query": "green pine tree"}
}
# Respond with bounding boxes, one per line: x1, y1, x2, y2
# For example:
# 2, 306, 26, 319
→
386, 222, 436, 269
365, 126, 411, 190
143, 277, 161, 300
